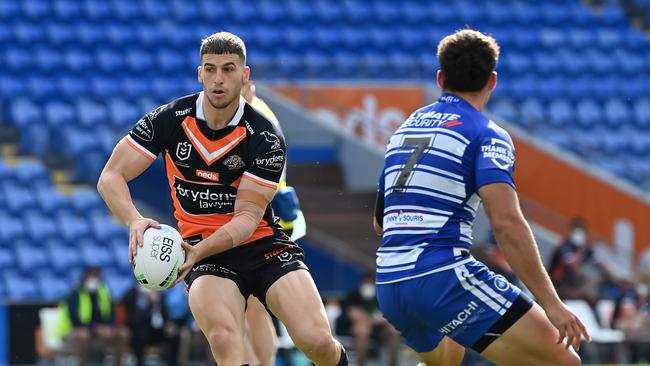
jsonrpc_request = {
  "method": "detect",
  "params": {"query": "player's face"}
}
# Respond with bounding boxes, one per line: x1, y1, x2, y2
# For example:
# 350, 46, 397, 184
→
198, 53, 250, 110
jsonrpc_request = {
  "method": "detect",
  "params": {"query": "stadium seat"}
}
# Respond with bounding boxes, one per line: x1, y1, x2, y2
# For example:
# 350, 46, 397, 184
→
111, 0, 141, 20
15, 241, 49, 272
45, 238, 83, 273
89, 212, 128, 242
36, 47, 65, 74
489, 99, 518, 124
634, 98, 650, 128
53, 0, 82, 19
91, 76, 121, 99
547, 99, 573, 127
46, 22, 77, 45
4, 46, 33, 72
102, 267, 135, 300
79, 239, 114, 268
576, 99, 603, 129
76, 22, 107, 45
24, 211, 59, 243
2, 183, 37, 214
96, 48, 126, 73
56, 211, 91, 242
0, 210, 27, 242
36, 270, 72, 301
3, 270, 39, 300
604, 98, 631, 129
35, 187, 70, 214
81, 0, 111, 19
0, 247, 15, 270
0, 0, 20, 19
45, 101, 75, 130
13, 160, 50, 187
9, 98, 41, 128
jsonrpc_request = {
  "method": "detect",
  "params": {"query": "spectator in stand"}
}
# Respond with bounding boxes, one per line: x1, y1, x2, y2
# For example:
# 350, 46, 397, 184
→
548, 218, 618, 322
337, 274, 400, 366
58, 266, 126, 366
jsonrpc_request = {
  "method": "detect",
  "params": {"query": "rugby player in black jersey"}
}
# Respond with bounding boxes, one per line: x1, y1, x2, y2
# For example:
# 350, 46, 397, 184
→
98, 32, 348, 366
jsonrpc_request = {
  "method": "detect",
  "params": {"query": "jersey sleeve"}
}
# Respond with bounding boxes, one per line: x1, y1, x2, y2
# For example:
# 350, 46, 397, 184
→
125, 104, 169, 161
243, 124, 286, 190
475, 123, 516, 189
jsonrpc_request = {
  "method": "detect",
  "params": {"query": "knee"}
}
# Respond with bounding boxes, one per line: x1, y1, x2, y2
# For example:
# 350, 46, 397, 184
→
295, 329, 335, 356
557, 352, 581, 366
206, 327, 241, 352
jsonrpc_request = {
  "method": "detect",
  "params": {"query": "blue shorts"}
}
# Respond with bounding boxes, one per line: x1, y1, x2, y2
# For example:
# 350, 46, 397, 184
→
376, 259, 533, 353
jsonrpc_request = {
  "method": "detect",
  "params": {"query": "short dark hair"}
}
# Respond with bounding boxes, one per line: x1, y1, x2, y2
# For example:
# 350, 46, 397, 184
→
437, 29, 500, 93
200, 32, 246, 64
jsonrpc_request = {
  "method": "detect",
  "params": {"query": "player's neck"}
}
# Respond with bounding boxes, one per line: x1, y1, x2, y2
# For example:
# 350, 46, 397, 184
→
443, 90, 488, 111
203, 97, 240, 130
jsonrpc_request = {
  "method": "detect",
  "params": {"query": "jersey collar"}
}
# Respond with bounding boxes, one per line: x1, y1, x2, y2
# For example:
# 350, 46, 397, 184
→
196, 91, 246, 127
438, 93, 478, 113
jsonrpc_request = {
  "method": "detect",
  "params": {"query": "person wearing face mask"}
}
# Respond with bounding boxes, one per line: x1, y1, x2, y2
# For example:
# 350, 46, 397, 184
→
58, 266, 126, 365
337, 274, 401, 366
548, 218, 618, 323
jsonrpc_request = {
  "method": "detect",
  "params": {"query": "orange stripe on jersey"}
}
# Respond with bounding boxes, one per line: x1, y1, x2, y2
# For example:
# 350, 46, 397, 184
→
181, 117, 247, 165
242, 172, 279, 190
124, 135, 156, 161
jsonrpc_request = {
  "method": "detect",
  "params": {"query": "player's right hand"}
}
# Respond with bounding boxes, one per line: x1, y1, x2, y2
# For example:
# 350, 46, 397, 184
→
128, 217, 161, 263
544, 301, 591, 351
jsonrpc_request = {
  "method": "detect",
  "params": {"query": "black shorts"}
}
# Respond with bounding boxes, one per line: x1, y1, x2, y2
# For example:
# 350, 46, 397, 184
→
184, 233, 307, 306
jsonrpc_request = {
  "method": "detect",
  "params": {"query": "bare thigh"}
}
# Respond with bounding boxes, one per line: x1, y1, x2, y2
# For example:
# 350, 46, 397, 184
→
481, 303, 580, 366
187, 276, 247, 362
418, 336, 465, 366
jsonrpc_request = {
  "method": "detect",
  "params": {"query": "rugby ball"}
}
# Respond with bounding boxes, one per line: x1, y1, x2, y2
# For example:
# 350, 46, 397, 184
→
133, 224, 185, 291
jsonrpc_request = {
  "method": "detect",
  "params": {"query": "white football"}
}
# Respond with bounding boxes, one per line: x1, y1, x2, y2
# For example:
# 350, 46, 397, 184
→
133, 224, 185, 291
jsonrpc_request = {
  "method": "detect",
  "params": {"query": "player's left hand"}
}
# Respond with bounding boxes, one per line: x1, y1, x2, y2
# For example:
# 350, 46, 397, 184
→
174, 241, 198, 286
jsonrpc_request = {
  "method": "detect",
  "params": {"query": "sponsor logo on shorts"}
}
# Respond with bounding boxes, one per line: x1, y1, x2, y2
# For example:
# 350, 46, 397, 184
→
133, 117, 154, 141
255, 150, 284, 172
481, 138, 514, 170
264, 245, 293, 261
438, 301, 479, 335
176, 141, 192, 161
223, 155, 245, 170
494, 275, 510, 292
196, 169, 219, 182
192, 263, 236, 276
174, 177, 237, 215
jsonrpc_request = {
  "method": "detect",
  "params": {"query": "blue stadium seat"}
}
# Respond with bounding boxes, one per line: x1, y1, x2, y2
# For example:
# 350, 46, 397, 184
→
36, 187, 70, 214
89, 212, 127, 242
634, 98, 650, 128
539, 28, 564, 50
106, 23, 135, 46
170, 0, 200, 21
286, 0, 314, 23
512, 2, 541, 25
547, 99, 573, 127
64, 48, 94, 73
615, 49, 644, 75
79, 239, 114, 268
0, 247, 15, 270
56, 211, 91, 242
586, 49, 617, 75
13, 160, 50, 187
156, 49, 187, 74
45, 238, 83, 273
76, 22, 107, 45
81, 0, 111, 19
2, 183, 37, 214
259, 0, 287, 22
59, 76, 90, 99
454, 0, 482, 23
53, 0, 82, 19
12, 21, 45, 44
314, 0, 343, 24
111, 0, 142, 20
36, 270, 72, 301
604, 98, 631, 129
135, 23, 167, 46
107, 98, 140, 129
0, 0, 20, 19
0, 209, 26, 243
304, 51, 331, 79
576, 99, 603, 129
9, 98, 41, 129
46, 22, 77, 45
45, 101, 75, 130
502, 52, 532, 76
15, 242, 49, 272
91, 76, 122, 99
76, 99, 108, 128
125, 49, 155, 72
5, 46, 33, 72
122, 77, 151, 99
36, 47, 65, 74
22, 0, 50, 18
141, 0, 169, 19
489, 99, 518, 124
24, 211, 59, 242
3, 270, 39, 300
70, 189, 104, 212
0, 75, 27, 97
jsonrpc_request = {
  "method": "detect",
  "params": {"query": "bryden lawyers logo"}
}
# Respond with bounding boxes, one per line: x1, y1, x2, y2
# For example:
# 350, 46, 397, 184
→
176, 142, 192, 161
255, 150, 284, 172
261, 131, 281, 150
223, 155, 245, 170
134, 117, 154, 141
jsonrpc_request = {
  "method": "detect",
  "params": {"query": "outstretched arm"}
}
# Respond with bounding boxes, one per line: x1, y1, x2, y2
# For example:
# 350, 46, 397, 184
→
480, 182, 590, 349
97, 138, 160, 261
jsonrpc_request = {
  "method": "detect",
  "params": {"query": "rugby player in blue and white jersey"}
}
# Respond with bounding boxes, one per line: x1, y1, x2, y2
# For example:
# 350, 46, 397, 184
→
373, 30, 590, 366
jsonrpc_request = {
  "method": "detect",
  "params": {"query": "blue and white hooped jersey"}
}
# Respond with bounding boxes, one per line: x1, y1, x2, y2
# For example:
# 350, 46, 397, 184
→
376, 93, 516, 285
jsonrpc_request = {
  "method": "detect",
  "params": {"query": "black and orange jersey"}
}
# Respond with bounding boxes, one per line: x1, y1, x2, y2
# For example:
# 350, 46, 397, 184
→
125, 92, 286, 245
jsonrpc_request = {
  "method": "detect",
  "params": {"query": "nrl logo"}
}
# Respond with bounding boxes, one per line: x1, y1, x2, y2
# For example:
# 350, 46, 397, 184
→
176, 141, 192, 161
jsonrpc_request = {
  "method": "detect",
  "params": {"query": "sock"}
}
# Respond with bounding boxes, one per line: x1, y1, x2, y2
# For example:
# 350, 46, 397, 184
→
336, 347, 348, 366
